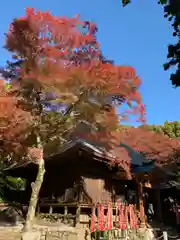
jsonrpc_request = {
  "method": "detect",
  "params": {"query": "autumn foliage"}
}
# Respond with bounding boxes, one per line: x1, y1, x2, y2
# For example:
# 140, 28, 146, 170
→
0, 80, 32, 162
115, 127, 180, 164
78, 126, 180, 179
0, 8, 147, 162
5, 8, 145, 121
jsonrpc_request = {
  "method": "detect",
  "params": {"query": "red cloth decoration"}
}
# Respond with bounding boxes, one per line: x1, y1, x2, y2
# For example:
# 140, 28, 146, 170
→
124, 205, 129, 230
121, 204, 126, 230
129, 204, 137, 229
105, 201, 113, 230
117, 201, 122, 229
97, 204, 105, 231
117, 203, 128, 230
90, 205, 95, 233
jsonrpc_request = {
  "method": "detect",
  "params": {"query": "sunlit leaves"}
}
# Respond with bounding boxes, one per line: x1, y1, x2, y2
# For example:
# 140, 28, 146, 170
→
5, 8, 145, 123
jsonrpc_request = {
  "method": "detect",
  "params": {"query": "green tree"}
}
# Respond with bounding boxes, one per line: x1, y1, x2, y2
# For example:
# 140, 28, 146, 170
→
121, 0, 180, 87
174, 121, 180, 138
140, 121, 180, 139
163, 121, 176, 138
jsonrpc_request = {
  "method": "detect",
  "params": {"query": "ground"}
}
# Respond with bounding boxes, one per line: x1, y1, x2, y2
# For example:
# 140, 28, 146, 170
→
0, 230, 20, 240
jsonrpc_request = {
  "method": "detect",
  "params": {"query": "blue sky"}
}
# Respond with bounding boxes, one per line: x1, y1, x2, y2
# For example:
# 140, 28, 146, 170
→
0, 0, 179, 125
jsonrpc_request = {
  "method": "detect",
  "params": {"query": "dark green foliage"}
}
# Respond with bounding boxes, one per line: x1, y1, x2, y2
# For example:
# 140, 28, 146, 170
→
0, 174, 26, 203
122, 0, 131, 7
121, 0, 180, 87
162, 0, 180, 87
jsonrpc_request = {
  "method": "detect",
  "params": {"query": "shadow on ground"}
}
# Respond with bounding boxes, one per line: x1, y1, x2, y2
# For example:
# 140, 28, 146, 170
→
0, 206, 24, 226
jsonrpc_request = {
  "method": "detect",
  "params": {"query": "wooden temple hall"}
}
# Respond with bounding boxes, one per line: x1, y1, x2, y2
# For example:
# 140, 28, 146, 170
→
4, 138, 179, 230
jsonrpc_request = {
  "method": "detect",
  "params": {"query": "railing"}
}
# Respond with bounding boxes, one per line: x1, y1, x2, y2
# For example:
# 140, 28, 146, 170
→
44, 231, 78, 240
89, 230, 180, 240
43, 230, 180, 240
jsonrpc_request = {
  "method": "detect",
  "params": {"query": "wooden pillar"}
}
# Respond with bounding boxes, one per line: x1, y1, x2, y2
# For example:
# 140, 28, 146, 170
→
75, 205, 81, 227
49, 205, 53, 214
137, 180, 145, 227
156, 189, 162, 222
75, 178, 82, 227
64, 206, 68, 215
174, 202, 180, 227
64, 206, 68, 224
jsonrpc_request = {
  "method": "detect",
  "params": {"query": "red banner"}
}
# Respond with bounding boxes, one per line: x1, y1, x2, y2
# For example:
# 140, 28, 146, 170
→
97, 204, 105, 231
116, 202, 129, 230
90, 202, 138, 232
90, 206, 95, 233
129, 204, 137, 229
105, 201, 113, 230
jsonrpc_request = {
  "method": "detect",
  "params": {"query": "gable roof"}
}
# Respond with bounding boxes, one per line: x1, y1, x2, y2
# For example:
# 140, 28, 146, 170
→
4, 137, 155, 179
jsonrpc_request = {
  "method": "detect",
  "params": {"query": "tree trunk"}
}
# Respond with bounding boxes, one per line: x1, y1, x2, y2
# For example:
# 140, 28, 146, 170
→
22, 136, 45, 233
23, 158, 45, 232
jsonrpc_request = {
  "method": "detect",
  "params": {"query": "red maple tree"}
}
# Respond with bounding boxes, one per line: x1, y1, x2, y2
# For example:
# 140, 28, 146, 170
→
2, 8, 145, 234
78, 126, 180, 180
0, 80, 32, 163
114, 127, 180, 176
